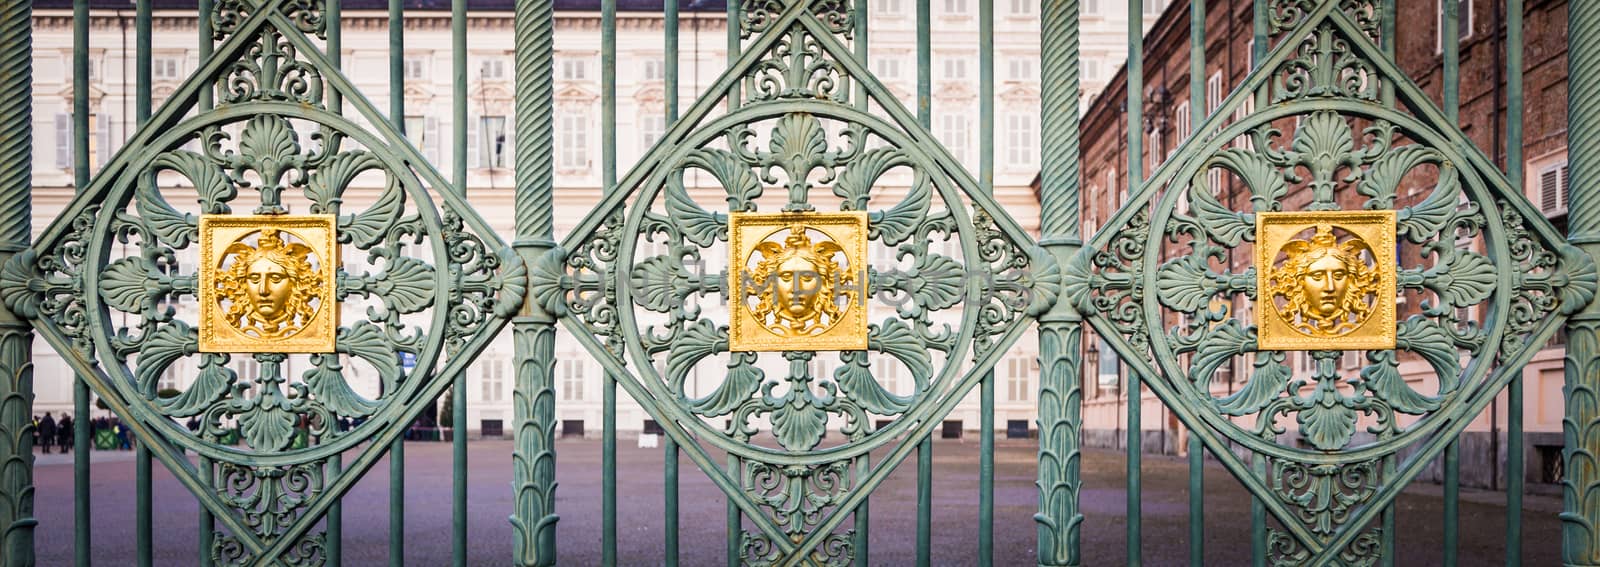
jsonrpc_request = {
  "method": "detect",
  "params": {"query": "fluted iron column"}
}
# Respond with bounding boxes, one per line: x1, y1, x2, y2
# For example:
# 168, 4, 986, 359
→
510, 0, 559, 565
1566, 1, 1600, 565
0, 0, 33, 564
1034, 0, 1083, 565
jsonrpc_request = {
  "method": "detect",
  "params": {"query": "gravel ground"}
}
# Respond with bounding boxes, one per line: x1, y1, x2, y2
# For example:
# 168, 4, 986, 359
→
29, 437, 1561, 565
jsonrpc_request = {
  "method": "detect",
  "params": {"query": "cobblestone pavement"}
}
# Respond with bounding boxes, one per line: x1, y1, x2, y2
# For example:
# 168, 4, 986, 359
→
31, 437, 1561, 565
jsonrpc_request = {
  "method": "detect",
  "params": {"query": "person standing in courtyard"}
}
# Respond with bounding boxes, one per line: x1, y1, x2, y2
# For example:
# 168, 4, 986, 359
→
57, 414, 72, 453
37, 412, 55, 454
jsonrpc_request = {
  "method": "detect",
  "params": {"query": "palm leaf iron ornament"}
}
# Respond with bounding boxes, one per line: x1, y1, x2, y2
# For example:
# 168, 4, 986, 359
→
0, 0, 525, 564
1071, 0, 1597, 564
530, 0, 1054, 564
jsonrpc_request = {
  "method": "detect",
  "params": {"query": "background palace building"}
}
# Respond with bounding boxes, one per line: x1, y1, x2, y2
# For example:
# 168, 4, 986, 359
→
27, 0, 1567, 493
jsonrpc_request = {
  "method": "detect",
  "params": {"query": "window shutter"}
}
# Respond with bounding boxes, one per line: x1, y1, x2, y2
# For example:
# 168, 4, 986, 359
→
425, 117, 441, 165
56, 114, 71, 169
98, 116, 113, 172
1541, 166, 1561, 214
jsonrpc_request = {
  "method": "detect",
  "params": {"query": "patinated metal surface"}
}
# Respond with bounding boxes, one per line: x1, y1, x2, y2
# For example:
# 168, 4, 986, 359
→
0, 0, 524, 564
1073, 1, 1597, 564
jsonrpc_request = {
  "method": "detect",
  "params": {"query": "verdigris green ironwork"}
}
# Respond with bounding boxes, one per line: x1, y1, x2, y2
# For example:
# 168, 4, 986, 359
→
2, 0, 524, 564
0, 1, 32, 565
509, 0, 559, 564
1034, 1, 1083, 566
1077, 1, 1598, 565
536, 0, 1045, 564
1567, 1, 1600, 565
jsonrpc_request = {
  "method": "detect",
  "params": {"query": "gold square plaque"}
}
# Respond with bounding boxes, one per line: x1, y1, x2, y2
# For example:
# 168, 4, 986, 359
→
729, 212, 868, 352
198, 215, 339, 353
1255, 211, 1397, 351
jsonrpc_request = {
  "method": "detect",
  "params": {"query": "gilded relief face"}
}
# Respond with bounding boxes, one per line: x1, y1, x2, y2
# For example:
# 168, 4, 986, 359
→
728, 212, 868, 352
199, 215, 337, 353
247, 257, 295, 320
1268, 224, 1380, 337
751, 226, 849, 337
1301, 254, 1352, 319
216, 228, 323, 340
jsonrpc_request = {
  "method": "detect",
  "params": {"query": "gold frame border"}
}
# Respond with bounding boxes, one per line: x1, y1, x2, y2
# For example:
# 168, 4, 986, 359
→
1254, 210, 1398, 351
728, 212, 869, 352
198, 214, 340, 353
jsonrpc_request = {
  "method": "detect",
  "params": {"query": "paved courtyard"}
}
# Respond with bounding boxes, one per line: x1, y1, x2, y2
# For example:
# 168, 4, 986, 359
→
31, 438, 1561, 565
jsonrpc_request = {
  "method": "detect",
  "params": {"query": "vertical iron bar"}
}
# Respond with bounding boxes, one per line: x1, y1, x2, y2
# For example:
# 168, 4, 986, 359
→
1187, 1, 1205, 564
387, 1, 406, 564
601, 2, 618, 565
1249, 4, 1267, 566
511, 0, 560, 562
1378, 2, 1396, 564
134, 1, 153, 564
977, 0, 995, 565
853, 2, 871, 564
725, 5, 743, 566
915, 2, 934, 565
450, 0, 469, 565
197, 0, 215, 562
0, 0, 32, 562
1441, 1, 1460, 563
1125, 0, 1143, 564
1036, 0, 1082, 565
1504, 0, 1525, 563
1565, 1, 1600, 565
325, 2, 343, 564
663, 3, 681, 565
72, 0, 91, 563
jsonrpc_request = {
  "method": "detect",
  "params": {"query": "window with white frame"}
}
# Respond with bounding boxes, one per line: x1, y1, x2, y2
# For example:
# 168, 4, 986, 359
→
153, 56, 182, 81
1148, 128, 1162, 170
1233, 95, 1256, 149
404, 56, 427, 81
560, 359, 585, 401
640, 113, 666, 152
1007, 114, 1035, 167
480, 58, 508, 80
1009, 0, 1034, 16
1107, 169, 1119, 204
55, 112, 106, 172
1206, 71, 1224, 115
872, 56, 903, 81
478, 116, 508, 168
1173, 101, 1190, 145
643, 59, 665, 81
1006, 357, 1036, 402
938, 113, 971, 164
1084, 0, 1101, 16
1246, 38, 1257, 69
1535, 158, 1571, 219
404, 115, 442, 165
1008, 58, 1037, 82
873, 356, 904, 395
481, 357, 507, 402
1084, 59, 1102, 82
1143, 0, 1168, 16
559, 113, 589, 170
943, 58, 969, 81
944, 0, 968, 15
560, 57, 589, 81
874, 0, 902, 15
1436, 0, 1473, 53
1096, 337, 1119, 390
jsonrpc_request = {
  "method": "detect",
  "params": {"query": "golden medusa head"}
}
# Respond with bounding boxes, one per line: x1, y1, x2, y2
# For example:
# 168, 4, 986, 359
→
1268, 224, 1382, 337
747, 225, 856, 337
215, 228, 323, 340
